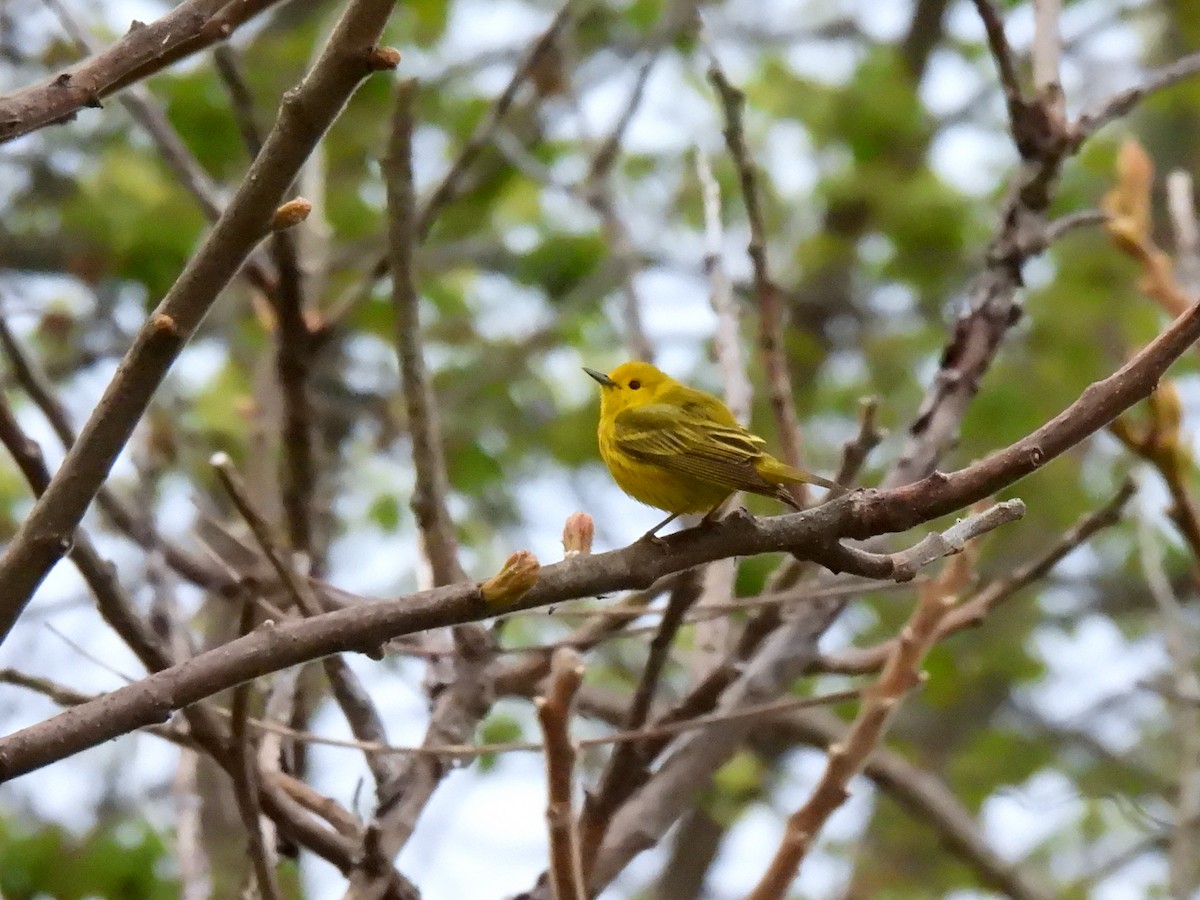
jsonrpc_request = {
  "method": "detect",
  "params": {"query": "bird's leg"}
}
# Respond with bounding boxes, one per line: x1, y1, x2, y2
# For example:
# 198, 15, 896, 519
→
700, 495, 747, 529
699, 503, 725, 528
640, 512, 680, 543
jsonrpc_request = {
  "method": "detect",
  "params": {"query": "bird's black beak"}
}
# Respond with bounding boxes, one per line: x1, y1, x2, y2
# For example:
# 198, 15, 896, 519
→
584, 367, 617, 388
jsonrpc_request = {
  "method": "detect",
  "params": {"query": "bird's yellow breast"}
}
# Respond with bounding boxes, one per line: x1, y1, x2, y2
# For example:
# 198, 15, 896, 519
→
598, 419, 731, 514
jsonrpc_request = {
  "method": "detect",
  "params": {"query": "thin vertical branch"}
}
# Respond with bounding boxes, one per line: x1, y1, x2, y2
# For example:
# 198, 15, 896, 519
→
579, 0, 697, 363
212, 454, 401, 791
691, 147, 747, 681
578, 569, 704, 871
214, 45, 266, 158
1136, 503, 1200, 898
1168, 171, 1200, 295
696, 149, 751, 424
536, 649, 587, 900
385, 77, 466, 586
1031, 0, 1063, 113
229, 599, 284, 900
268, 219, 318, 557
173, 747, 210, 900
705, 54, 805, 479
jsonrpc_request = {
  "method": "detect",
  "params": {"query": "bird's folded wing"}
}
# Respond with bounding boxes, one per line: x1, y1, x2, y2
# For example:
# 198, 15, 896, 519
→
612, 404, 773, 491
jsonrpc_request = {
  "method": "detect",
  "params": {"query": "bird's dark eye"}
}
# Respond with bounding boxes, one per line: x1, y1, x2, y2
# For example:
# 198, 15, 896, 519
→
628, 380, 641, 390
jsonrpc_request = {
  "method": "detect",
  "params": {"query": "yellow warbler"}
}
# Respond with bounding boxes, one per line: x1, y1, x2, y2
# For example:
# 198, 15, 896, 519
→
585, 361, 845, 537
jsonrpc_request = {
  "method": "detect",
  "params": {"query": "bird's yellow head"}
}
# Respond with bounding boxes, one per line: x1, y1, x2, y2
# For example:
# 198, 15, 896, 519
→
584, 361, 676, 417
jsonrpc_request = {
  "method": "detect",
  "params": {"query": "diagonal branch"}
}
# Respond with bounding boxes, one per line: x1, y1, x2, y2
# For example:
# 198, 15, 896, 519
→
0, 0, 289, 144
0, 310, 230, 592
821, 479, 1135, 674
0, 0, 402, 642
763, 708, 1054, 900
745, 552, 977, 899
0, 384, 362, 872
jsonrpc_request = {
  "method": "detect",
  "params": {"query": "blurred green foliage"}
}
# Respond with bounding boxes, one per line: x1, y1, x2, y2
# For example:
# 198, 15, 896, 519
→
1, 0, 1198, 897
0, 815, 177, 900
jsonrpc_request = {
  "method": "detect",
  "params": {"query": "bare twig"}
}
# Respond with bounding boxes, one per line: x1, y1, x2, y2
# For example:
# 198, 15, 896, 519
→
764, 708, 1054, 900
820, 480, 1134, 674
0, 311, 230, 592
267, 227, 318, 556
1, 662, 858, 763
692, 146, 747, 681
835, 397, 884, 487
816, 499, 1024, 582
579, 569, 704, 870
1168, 171, 1200, 296
1031, 0, 1064, 115
1041, 208, 1108, 247
1075, 50, 1200, 143
745, 551, 977, 899
706, 53, 806, 480
971, 0, 1023, 110
492, 578, 673, 697
415, 1, 584, 241
212, 453, 401, 791
213, 45, 264, 157
536, 649, 587, 900
173, 747, 210, 900
577, 4, 696, 364
1138, 492, 1200, 896
385, 77, 465, 585
228, 600, 284, 900
696, 149, 750, 423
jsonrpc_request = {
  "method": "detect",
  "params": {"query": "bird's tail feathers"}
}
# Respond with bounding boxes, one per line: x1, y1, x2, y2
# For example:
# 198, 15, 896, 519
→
759, 457, 847, 496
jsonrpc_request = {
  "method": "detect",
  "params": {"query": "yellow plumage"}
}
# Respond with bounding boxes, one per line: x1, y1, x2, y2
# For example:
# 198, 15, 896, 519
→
585, 361, 843, 536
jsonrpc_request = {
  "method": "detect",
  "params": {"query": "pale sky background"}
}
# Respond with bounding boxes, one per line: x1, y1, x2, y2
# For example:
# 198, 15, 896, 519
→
0, 1, 1182, 897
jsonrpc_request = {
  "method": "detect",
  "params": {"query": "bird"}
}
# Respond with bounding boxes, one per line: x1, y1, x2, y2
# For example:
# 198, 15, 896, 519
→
585, 361, 845, 538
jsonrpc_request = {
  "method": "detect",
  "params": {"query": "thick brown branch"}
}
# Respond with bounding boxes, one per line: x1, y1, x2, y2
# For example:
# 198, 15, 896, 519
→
6, 288, 1200, 780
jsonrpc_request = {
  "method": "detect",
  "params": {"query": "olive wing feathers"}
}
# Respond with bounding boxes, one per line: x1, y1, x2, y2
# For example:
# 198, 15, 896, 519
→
610, 402, 779, 495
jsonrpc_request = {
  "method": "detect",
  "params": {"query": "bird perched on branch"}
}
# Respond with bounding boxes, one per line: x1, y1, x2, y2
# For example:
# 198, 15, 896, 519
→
585, 361, 845, 538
